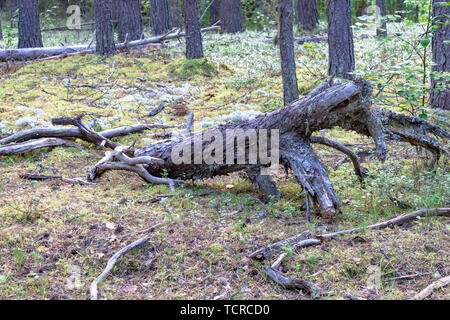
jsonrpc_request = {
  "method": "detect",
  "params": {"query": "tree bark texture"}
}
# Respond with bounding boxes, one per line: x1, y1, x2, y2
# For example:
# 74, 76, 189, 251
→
376, 0, 387, 37
220, 0, 244, 33
117, 0, 143, 42
150, 0, 173, 35
183, 0, 204, 59
278, 0, 299, 105
326, 0, 355, 79
430, 0, 449, 110
18, 0, 43, 48
295, 0, 319, 31
95, 0, 115, 55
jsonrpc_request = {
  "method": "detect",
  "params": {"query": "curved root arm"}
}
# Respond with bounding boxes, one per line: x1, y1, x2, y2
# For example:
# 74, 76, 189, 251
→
310, 136, 366, 181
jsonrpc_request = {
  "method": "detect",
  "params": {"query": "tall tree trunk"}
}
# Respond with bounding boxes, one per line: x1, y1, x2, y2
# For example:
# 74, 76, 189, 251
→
278, 0, 299, 105
117, 0, 143, 42
210, 0, 221, 25
183, 0, 204, 59
220, 0, 244, 33
295, 0, 319, 31
376, 0, 387, 37
0, 10, 3, 41
396, 0, 406, 19
430, 0, 449, 110
18, 0, 43, 48
112, 0, 120, 22
94, 0, 115, 55
150, 0, 172, 35
326, 0, 355, 80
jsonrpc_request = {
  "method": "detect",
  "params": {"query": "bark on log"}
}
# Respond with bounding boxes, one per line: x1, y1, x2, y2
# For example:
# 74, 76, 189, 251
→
1, 79, 447, 216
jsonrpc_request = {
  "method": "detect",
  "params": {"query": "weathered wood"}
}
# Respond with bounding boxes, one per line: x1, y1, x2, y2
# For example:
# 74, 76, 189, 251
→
0, 26, 219, 62
412, 275, 450, 300
0, 123, 172, 145
280, 133, 342, 215
1, 79, 447, 216
263, 266, 322, 296
248, 230, 312, 259
0, 138, 83, 156
249, 208, 450, 260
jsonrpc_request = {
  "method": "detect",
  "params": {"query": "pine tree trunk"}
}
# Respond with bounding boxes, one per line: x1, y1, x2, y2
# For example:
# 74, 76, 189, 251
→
278, 0, 299, 105
376, 0, 387, 37
0, 11, 3, 41
326, 0, 355, 80
150, 0, 172, 35
112, 0, 120, 22
295, 0, 319, 31
220, 0, 244, 33
183, 0, 204, 59
210, 0, 221, 25
396, 0, 406, 19
117, 0, 143, 42
94, 0, 115, 55
430, 0, 449, 110
18, 0, 43, 48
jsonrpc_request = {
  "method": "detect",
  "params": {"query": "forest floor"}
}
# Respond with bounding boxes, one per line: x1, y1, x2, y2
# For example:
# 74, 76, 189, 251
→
0, 27, 449, 300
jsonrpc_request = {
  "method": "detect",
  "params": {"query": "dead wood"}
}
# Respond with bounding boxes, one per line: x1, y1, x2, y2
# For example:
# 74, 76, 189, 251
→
0, 123, 173, 145
90, 227, 160, 300
411, 275, 450, 300
249, 208, 450, 260
0, 138, 83, 156
263, 266, 322, 297
0, 26, 219, 62
1, 79, 448, 215
310, 136, 366, 180
19, 173, 95, 186
249, 230, 312, 260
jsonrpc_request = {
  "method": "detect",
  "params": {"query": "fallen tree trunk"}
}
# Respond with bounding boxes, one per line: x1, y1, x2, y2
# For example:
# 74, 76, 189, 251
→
0, 26, 219, 61
1, 79, 447, 216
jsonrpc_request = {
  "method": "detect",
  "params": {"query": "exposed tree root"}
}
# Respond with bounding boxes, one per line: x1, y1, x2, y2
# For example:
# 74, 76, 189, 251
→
310, 136, 367, 180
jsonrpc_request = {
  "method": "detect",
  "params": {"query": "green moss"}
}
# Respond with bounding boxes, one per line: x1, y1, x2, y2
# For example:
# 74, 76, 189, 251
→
167, 58, 217, 77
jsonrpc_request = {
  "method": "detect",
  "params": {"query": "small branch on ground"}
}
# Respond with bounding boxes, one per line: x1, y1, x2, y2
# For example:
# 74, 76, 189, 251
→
90, 224, 162, 300
249, 208, 450, 260
411, 275, 450, 300
263, 266, 322, 297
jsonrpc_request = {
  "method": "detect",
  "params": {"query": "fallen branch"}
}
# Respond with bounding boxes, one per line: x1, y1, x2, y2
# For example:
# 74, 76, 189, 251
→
19, 173, 95, 186
263, 266, 322, 297
0, 138, 83, 156
248, 230, 312, 260
0, 123, 173, 145
90, 226, 161, 300
0, 26, 219, 62
411, 275, 450, 300
250, 208, 450, 260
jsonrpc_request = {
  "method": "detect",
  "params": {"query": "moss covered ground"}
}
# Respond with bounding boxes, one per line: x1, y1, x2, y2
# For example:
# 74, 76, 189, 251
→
0, 28, 448, 300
